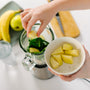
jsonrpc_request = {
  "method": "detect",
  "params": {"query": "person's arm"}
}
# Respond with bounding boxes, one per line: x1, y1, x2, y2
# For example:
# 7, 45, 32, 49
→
48, 46, 90, 81
20, 0, 90, 36
52, 0, 90, 12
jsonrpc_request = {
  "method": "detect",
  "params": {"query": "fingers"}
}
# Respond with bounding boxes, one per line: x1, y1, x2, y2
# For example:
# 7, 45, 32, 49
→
59, 68, 83, 81
22, 12, 32, 22
48, 68, 78, 81
59, 75, 76, 82
22, 12, 32, 30
20, 9, 30, 18
83, 46, 89, 57
20, 11, 29, 18
48, 68, 59, 76
20, 8, 31, 30
24, 8, 31, 11
37, 22, 47, 36
27, 17, 37, 36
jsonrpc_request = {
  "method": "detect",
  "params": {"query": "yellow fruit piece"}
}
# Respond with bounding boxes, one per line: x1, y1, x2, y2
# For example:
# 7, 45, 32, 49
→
50, 57, 60, 69
29, 48, 40, 53
40, 35, 45, 40
62, 55, 73, 64
63, 43, 73, 50
52, 46, 64, 55
65, 49, 79, 57
52, 55, 63, 66
28, 30, 45, 40
28, 31, 37, 39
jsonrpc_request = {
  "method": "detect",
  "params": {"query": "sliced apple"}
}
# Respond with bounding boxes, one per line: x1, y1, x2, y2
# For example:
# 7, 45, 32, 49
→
65, 49, 79, 57
63, 43, 73, 50
52, 55, 63, 66
50, 57, 60, 69
29, 48, 40, 53
62, 55, 73, 64
52, 46, 64, 55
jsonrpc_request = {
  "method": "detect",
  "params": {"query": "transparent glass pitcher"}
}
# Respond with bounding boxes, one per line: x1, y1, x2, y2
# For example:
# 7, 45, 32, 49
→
19, 24, 54, 79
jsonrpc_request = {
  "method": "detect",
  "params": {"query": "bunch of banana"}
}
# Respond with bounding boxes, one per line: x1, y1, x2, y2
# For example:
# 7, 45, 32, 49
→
0, 10, 23, 42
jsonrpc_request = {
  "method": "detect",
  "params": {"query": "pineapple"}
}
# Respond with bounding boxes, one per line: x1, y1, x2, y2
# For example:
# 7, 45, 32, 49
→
52, 55, 63, 66
63, 43, 73, 50
52, 46, 64, 55
65, 49, 79, 57
50, 57, 60, 69
40, 35, 45, 40
62, 55, 73, 64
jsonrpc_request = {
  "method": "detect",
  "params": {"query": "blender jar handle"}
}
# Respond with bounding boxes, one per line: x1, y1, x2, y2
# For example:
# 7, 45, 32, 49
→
22, 53, 36, 71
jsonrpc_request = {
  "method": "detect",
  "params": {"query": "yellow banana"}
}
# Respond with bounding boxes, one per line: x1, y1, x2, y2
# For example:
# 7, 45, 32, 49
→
0, 17, 2, 40
0, 10, 22, 42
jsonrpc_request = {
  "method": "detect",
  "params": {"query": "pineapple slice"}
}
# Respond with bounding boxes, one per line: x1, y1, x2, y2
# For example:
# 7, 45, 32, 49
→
40, 35, 45, 40
50, 57, 60, 69
28, 30, 37, 39
52, 46, 64, 55
62, 55, 73, 64
52, 55, 63, 66
30, 48, 40, 53
65, 49, 79, 57
63, 43, 73, 50
28, 30, 45, 39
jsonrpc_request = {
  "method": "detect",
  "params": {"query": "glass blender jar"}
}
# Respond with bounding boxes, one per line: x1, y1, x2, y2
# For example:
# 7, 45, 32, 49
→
19, 23, 54, 79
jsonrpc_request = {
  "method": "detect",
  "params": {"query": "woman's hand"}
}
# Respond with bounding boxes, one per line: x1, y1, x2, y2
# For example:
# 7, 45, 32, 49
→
20, 3, 57, 36
48, 46, 90, 81
20, 0, 90, 37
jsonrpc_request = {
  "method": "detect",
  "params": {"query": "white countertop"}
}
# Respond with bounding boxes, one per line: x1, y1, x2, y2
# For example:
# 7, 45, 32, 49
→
0, 0, 90, 90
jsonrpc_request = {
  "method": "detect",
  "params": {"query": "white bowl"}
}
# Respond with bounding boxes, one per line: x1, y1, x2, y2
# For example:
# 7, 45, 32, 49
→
45, 37, 85, 76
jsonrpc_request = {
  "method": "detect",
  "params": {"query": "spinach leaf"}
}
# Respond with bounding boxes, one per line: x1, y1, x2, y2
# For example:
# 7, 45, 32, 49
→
28, 37, 49, 52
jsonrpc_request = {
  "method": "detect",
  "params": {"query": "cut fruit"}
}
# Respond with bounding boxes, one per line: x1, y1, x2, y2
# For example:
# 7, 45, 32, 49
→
59, 11, 80, 38
52, 46, 64, 55
29, 48, 40, 53
62, 55, 73, 64
50, 57, 60, 69
28, 30, 45, 40
28, 31, 37, 39
52, 55, 63, 66
63, 43, 73, 50
40, 35, 45, 40
65, 49, 79, 57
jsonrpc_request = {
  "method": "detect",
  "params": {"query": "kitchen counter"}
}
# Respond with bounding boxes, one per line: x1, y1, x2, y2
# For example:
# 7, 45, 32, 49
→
0, 0, 90, 90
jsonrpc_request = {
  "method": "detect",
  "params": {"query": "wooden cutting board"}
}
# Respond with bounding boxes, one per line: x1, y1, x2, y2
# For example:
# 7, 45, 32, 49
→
50, 16, 64, 38
59, 11, 80, 37
47, 0, 80, 38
